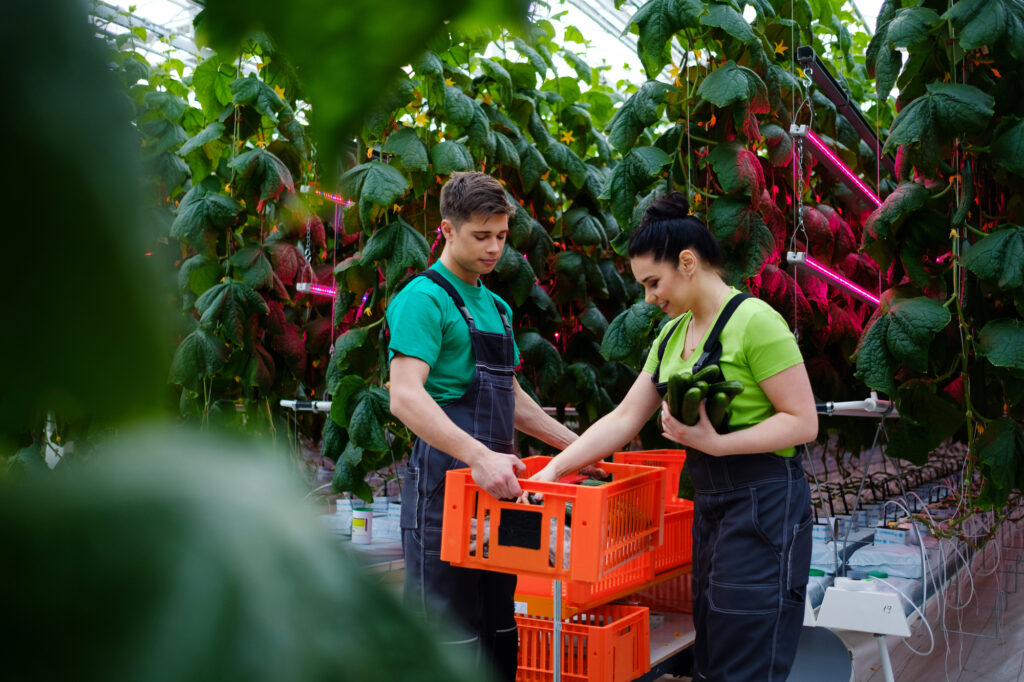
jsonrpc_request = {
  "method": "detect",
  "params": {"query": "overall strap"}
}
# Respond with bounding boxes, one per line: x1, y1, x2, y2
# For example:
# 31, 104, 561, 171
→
654, 317, 686, 383
690, 293, 751, 373
420, 270, 509, 331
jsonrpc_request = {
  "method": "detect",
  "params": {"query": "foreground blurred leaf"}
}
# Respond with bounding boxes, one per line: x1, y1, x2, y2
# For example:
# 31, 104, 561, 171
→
198, 0, 529, 180
0, 428, 484, 682
2, 0, 170, 441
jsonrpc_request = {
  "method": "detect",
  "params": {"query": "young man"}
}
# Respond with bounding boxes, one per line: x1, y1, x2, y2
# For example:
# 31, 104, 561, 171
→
388, 172, 577, 682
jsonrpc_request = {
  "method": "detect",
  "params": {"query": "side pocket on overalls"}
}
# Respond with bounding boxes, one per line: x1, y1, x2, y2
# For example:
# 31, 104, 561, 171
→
400, 465, 419, 530
786, 516, 813, 599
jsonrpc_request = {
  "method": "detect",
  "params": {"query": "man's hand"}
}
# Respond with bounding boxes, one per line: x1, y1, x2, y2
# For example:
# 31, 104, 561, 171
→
470, 449, 526, 499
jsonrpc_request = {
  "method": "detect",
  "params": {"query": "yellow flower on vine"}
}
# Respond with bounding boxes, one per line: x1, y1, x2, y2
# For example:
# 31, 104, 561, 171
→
667, 64, 680, 80
414, 111, 430, 127
445, 77, 455, 86
693, 193, 703, 205
274, 85, 286, 99
560, 130, 575, 144
774, 41, 788, 57
480, 92, 494, 105
367, 147, 374, 159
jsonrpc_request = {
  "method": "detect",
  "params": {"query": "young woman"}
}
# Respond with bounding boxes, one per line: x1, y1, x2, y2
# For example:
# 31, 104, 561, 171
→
531, 192, 818, 681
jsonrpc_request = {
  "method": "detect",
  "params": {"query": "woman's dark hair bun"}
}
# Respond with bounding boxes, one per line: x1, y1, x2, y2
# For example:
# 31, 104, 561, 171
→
642, 191, 690, 224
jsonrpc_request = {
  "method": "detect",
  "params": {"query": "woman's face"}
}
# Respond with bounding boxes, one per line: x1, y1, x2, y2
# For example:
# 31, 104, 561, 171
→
630, 253, 692, 318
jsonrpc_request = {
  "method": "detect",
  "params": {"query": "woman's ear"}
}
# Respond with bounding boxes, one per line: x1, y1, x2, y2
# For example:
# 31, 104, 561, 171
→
678, 249, 697, 276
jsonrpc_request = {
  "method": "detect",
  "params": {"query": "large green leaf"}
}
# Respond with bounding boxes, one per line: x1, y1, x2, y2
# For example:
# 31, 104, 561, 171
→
961, 226, 1024, 289
179, 122, 226, 157
492, 131, 521, 168
516, 331, 564, 393
697, 61, 767, 109
332, 440, 375, 501
513, 37, 549, 76
601, 146, 671, 229
442, 84, 475, 126
339, 161, 411, 214
992, 119, 1024, 178
884, 83, 994, 173
706, 197, 775, 283
972, 417, 1024, 508
631, 0, 704, 77
381, 127, 429, 172
564, 208, 605, 246
171, 178, 243, 250
200, 0, 527, 180
977, 319, 1024, 371
895, 379, 964, 443
706, 141, 765, 197
607, 81, 672, 153
854, 314, 897, 394
478, 57, 513, 94
581, 301, 609, 337
884, 297, 950, 373
544, 141, 587, 188
191, 55, 234, 118
861, 181, 929, 269
492, 245, 537, 305
228, 147, 295, 206
195, 280, 269, 346
430, 140, 475, 175
884, 7, 940, 47
561, 49, 593, 85
228, 246, 274, 290
361, 218, 430, 289
169, 328, 229, 391
760, 123, 793, 167
349, 388, 390, 452
178, 254, 222, 301
699, 3, 757, 44
229, 74, 287, 119
518, 142, 548, 191
601, 301, 660, 365
943, 0, 1024, 60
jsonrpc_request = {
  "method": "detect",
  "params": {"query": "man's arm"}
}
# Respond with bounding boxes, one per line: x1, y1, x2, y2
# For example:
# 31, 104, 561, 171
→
389, 354, 525, 498
512, 380, 578, 450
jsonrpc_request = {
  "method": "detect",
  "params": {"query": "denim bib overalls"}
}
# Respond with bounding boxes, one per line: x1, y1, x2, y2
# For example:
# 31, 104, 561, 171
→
399, 270, 519, 682
652, 295, 813, 681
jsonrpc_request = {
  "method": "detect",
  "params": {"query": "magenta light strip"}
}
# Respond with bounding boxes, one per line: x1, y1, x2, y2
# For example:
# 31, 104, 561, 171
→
313, 189, 354, 207
805, 131, 882, 208
794, 253, 880, 306
297, 282, 338, 298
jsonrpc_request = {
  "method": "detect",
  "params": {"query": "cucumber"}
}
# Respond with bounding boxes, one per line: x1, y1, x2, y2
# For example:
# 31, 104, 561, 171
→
708, 379, 744, 398
707, 391, 731, 430
692, 364, 721, 384
694, 380, 709, 398
681, 386, 703, 426
667, 374, 690, 421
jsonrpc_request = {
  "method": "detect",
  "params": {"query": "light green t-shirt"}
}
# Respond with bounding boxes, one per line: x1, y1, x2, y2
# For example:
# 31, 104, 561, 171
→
386, 261, 520, 405
643, 289, 805, 457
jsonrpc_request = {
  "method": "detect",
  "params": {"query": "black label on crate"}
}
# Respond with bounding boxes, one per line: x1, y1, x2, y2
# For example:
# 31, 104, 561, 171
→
497, 508, 542, 550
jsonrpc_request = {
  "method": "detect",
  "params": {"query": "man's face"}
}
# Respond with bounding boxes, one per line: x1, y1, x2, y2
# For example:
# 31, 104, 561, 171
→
441, 213, 509, 282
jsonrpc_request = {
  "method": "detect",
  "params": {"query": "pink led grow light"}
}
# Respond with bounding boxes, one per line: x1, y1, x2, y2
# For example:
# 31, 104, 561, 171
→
296, 282, 338, 298
803, 131, 882, 208
787, 252, 880, 306
313, 189, 354, 206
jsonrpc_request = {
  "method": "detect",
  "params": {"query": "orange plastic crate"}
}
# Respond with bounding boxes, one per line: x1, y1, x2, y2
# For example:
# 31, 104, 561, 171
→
516, 604, 651, 682
515, 551, 653, 618
613, 449, 689, 509
652, 505, 694, 574
625, 569, 694, 614
441, 457, 665, 583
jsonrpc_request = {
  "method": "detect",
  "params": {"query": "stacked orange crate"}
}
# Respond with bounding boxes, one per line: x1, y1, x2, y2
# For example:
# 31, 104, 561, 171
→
613, 450, 694, 574
516, 604, 651, 682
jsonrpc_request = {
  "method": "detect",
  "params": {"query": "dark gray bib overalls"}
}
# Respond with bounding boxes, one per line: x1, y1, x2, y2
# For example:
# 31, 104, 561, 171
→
399, 269, 519, 682
652, 295, 812, 682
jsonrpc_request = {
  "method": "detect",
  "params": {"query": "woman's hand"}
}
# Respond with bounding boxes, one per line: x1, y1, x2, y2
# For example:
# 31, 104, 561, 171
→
660, 400, 722, 455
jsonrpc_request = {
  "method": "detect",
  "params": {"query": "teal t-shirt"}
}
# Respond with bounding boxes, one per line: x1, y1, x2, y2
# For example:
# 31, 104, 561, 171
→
643, 289, 805, 457
386, 261, 520, 405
